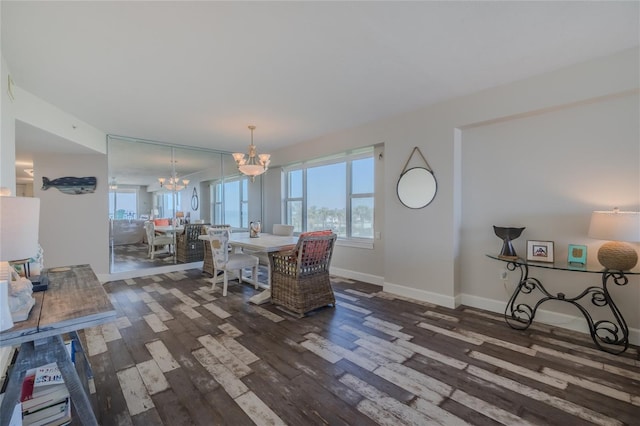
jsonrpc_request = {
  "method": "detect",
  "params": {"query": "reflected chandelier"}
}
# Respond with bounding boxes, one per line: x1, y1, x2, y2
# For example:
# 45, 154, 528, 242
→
158, 162, 189, 191
233, 125, 271, 182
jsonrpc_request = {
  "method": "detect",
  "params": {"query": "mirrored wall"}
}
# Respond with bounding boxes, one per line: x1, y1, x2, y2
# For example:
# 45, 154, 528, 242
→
108, 136, 263, 274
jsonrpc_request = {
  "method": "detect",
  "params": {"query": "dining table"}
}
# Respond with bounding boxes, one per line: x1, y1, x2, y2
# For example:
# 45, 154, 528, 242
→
199, 232, 299, 304
154, 225, 184, 234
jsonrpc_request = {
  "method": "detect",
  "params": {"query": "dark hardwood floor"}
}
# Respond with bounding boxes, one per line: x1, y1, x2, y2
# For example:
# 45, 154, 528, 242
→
82, 269, 640, 425
110, 243, 178, 273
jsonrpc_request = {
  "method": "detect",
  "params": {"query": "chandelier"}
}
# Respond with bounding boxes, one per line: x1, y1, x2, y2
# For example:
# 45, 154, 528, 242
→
232, 125, 271, 182
158, 162, 189, 191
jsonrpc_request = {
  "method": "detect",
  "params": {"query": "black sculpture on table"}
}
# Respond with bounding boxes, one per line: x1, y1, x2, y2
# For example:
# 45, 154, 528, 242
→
493, 226, 525, 260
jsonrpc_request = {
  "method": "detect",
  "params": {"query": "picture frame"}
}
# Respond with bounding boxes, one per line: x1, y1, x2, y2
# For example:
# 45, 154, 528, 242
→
567, 244, 587, 265
527, 240, 554, 263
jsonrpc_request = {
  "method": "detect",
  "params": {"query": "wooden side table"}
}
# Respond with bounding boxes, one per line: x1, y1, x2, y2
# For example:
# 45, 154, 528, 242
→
0, 265, 116, 425
8, 258, 31, 277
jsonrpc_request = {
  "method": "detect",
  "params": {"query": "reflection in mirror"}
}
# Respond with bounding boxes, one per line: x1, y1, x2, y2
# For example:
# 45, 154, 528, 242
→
108, 136, 235, 274
397, 167, 437, 209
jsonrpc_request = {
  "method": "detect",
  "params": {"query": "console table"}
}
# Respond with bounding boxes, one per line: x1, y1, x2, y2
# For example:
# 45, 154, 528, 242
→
487, 255, 639, 355
0, 265, 116, 425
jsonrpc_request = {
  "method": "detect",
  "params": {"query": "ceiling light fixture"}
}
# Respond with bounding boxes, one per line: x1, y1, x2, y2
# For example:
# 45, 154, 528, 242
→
233, 125, 270, 182
158, 162, 189, 191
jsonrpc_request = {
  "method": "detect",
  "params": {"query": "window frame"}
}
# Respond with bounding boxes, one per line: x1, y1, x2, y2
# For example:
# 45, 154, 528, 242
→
109, 187, 139, 219
283, 148, 375, 246
211, 176, 250, 230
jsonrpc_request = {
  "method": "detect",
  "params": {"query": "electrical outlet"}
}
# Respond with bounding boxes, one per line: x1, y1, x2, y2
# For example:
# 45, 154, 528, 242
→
499, 269, 508, 280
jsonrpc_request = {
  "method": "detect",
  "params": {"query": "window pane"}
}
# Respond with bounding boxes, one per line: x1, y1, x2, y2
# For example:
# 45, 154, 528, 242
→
307, 163, 346, 234
241, 202, 248, 228
161, 192, 178, 218
108, 192, 115, 219
224, 181, 241, 228
351, 197, 374, 238
109, 190, 137, 219
289, 169, 303, 198
287, 200, 303, 233
352, 157, 374, 194
215, 203, 222, 223
242, 179, 248, 202
215, 183, 222, 202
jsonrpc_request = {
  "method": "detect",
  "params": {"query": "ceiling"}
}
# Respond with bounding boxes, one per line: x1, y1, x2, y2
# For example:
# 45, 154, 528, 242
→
3, 1, 639, 182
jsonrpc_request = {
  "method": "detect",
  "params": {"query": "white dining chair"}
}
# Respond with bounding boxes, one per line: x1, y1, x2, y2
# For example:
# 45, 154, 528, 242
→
272, 224, 294, 236
144, 221, 173, 259
208, 228, 259, 296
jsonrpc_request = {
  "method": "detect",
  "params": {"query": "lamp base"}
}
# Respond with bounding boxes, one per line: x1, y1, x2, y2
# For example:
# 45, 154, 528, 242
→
597, 241, 638, 271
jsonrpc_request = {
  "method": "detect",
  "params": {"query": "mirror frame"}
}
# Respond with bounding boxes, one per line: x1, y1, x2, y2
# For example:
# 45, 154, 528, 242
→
396, 166, 437, 209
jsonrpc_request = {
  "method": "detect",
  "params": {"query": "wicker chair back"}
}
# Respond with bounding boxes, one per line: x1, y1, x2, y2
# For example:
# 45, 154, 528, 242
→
269, 232, 337, 317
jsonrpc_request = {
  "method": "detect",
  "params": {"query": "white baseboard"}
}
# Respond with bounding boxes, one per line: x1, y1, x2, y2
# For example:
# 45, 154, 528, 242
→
382, 281, 457, 309
460, 293, 640, 346
330, 267, 384, 286
98, 261, 203, 283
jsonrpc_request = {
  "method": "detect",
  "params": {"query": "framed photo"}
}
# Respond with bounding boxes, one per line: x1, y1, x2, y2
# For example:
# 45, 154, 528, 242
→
568, 244, 587, 265
527, 240, 554, 263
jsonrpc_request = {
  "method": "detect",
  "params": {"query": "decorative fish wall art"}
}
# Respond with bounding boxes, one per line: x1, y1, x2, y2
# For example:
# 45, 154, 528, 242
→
42, 176, 97, 195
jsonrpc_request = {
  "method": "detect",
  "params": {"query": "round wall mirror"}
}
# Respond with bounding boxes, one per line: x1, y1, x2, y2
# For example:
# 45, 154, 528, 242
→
397, 167, 437, 209
191, 187, 199, 211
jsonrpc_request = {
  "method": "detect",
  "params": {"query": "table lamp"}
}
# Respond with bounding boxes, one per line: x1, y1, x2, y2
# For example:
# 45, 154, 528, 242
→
0, 195, 40, 327
588, 208, 640, 271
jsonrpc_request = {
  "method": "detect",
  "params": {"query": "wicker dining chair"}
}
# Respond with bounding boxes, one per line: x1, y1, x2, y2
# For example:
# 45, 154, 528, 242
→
268, 231, 337, 317
176, 223, 209, 263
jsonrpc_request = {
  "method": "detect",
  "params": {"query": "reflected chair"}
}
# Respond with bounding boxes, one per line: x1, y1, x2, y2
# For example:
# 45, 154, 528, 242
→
269, 231, 337, 317
207, 228, 259, 296
144, 221, 173, 259
176, 223, 209, 263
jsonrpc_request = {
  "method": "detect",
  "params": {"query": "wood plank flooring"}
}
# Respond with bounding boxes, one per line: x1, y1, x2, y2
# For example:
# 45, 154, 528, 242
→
81, 269, 640, 425
110, 243, 176, 273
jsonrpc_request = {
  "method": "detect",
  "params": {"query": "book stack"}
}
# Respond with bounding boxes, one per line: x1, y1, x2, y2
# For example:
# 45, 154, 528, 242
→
20, 362, 71, 426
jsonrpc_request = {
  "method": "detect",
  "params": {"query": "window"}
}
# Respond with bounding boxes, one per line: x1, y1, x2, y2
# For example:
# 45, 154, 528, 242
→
109, 188, 138, 219
212, 177, 249, 229
284, 148, 374, 240
155, 191, 182, 219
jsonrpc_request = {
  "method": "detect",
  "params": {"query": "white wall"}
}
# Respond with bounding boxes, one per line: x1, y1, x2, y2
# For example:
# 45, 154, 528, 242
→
268, 47, 640, 340
13, 86, 105, 155
461, 92, 639, 333
1, 55, 16, 192
34, 153, 109, 275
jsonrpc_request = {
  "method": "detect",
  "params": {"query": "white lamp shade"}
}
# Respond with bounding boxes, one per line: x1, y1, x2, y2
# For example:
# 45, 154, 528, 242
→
588, 210, 640, 242
0, 280, 13, 331
0, 196, 40, 261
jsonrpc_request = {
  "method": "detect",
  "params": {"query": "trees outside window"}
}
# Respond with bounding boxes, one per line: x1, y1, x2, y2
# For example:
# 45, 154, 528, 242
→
284, 149, 374, 240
